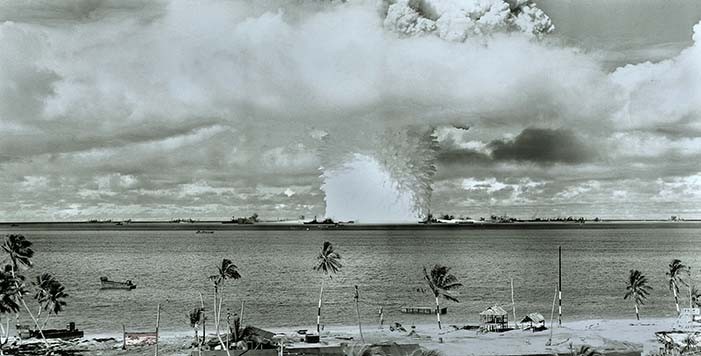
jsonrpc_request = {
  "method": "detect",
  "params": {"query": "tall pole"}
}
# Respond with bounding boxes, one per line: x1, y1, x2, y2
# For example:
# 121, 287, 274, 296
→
155, 303, 161, 356
199, 293, 206, 351
511, 278, 517, 329
558, 246, 562, 327
354, 286, 365, 344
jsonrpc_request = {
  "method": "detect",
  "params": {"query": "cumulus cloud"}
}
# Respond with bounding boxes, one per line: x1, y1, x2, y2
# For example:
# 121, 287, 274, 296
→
0, 0, 700, 220
381, 0, 554, 41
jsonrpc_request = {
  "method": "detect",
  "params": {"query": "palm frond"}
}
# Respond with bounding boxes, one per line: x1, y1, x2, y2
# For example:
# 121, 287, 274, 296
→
218, 259, 241, 280
2, 234, 34, 270
314, 241, 342, 275
410, 348, 443, 356
624, 269, 651, 306
342, 343, 386, 356
424, 264, 461, 303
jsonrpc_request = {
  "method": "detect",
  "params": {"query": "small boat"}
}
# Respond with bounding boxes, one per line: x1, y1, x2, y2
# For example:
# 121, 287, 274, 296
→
17, 322, 84, 340
100, 276, 136, 290
401, 307, 447, 315
195, 230, 214, 234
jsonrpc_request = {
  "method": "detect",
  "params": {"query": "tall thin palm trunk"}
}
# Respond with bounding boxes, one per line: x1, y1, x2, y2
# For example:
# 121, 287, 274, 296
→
9, 265, 49, 348
435, 297, 441, 329
317, 278, 325, 333
673, 282, 680, 314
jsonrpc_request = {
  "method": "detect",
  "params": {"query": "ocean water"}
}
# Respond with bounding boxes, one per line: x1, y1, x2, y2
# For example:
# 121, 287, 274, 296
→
1, 228, 700, 336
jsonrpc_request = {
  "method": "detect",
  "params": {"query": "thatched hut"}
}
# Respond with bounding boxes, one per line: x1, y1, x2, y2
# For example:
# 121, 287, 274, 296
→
479, 306, 509, 332
520, 313, 546, 331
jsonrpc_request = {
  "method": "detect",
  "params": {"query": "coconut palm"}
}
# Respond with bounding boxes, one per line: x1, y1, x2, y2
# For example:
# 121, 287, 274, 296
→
0, 265, 23, 351
423, 265, 462, 329
1, 235, 49, 348
623, 269, 652, 320
313, 241, 342, 333
2, 234, 34, 272
32, 273, 68, 329
667, 259, 689, 314
208, 258, 241, 355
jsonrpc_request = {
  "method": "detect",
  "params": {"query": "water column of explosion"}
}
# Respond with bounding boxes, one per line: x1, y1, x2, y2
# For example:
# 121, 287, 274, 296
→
320, 127, 438, 223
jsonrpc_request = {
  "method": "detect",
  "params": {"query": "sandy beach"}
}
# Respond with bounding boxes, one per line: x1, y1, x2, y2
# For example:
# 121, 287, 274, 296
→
52, 317, 674, 356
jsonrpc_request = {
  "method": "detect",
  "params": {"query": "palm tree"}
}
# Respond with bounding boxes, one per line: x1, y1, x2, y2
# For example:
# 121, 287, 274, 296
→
667, 259, 689, 314
623, 270, 652, 320
313, 241, 342, 333
423, 265, 462, 329
208, 258, 241, 355
32, 273, 68, 329
1, 235, 49, 347
0, 265, 22, 352
2, 234, 34, 272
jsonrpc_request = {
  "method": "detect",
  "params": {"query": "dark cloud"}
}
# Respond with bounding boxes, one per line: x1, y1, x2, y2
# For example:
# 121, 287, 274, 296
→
488, 128, 596, 164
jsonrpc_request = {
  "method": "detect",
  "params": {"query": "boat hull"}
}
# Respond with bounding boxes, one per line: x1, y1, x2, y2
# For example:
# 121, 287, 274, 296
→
100, 278, 136, 290
400, 307, 447, 315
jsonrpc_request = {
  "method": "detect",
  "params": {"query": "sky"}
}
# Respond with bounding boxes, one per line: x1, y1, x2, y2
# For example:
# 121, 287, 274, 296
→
0, 0, 700, 222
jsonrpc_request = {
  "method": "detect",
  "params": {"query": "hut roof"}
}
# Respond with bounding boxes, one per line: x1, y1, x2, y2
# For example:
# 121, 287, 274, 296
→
479, 306, 508, 316
520, 313, 545, 324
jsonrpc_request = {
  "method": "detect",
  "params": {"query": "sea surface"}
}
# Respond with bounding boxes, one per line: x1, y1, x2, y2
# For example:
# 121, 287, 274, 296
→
1, 228, 699, 336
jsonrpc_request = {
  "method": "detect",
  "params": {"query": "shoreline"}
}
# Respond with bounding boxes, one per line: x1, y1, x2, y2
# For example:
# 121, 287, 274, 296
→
2, 220, 701, 231
69, 317, 675, 356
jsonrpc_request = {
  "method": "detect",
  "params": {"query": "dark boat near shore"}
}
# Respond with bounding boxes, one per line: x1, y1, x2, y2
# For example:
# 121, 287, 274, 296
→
195, 230, 214, 234
17, 322, 84, 340
401, 306, 447, 315
100, 276, 136, 290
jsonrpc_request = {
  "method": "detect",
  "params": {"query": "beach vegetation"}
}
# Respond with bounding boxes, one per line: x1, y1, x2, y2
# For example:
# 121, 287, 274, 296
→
623, 269, 652, 320
231, 213, 259, 224
313, 241, 342, 333
32, 272, 68, 329
208, 258, 241, 355
0, 234, 69, 351
189, 306, 204, 347
691, 286, 701, 308
422, 265, 462, 329
573, 345, 602, 356
342, 343, 386, 356
667, 259, 690, 314
0, 265, 23, 353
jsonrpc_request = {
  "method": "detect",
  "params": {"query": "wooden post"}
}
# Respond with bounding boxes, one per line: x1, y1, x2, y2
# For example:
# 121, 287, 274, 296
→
122, 324, 126, 350
378, 307, 384, 329
558, 246, 562, 327
155, 303, 161, 356
354, 286, 365, 344
199, 293, 206, 350
511, 278, 517, 329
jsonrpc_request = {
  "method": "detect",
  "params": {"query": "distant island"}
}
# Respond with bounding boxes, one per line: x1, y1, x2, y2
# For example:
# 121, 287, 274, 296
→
1, 218, 700, 231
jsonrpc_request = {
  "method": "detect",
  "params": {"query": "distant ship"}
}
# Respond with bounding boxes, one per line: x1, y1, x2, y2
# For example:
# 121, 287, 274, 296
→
100, 276, 136, 290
